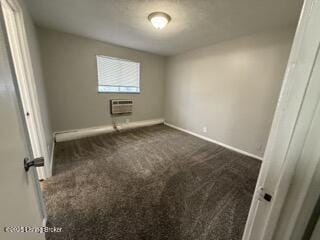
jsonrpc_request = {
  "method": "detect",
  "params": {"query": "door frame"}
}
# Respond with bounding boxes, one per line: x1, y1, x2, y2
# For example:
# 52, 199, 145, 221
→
1, 0, 50, 179
243, 0, 320, 239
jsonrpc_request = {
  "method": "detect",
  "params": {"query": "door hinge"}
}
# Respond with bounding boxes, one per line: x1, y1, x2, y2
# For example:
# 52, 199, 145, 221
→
257, 187, 273, 202
264, 193, 272, 202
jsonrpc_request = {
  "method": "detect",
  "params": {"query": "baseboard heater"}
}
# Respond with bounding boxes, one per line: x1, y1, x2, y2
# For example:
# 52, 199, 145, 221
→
110, 99, 133, 115
54, 118, 164, 142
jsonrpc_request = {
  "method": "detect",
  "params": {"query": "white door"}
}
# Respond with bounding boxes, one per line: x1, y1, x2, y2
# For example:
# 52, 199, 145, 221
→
1, 0, 51, 180
243, 0, 320, 239
0, 9, 45, 240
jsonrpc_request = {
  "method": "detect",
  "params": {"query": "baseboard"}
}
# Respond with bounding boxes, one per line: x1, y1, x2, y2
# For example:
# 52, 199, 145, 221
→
54, 118, 164, 142
54, 119, 263, 160
49, 137, 55, 177
42, 217, 47, 227
164, 122, 263, 161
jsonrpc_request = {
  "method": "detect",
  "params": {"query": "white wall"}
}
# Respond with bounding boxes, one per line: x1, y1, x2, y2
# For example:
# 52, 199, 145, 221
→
37, 27, 166, 132
164, 28, 295, 157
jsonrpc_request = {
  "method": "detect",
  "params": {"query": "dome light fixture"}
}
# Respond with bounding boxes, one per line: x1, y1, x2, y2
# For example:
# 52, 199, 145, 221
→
148, 12, 171, 30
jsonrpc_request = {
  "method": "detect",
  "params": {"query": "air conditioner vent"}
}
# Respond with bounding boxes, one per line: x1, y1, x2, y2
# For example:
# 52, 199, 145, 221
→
110, 99, 133, 115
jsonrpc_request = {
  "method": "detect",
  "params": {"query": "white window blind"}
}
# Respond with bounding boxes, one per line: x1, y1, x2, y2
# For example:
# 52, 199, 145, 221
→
97, 55, 140, 93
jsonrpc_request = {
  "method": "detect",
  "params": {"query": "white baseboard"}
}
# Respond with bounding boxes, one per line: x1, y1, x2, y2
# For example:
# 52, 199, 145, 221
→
164, 122, 263, 161
53, 119, 263, 161
54, 118, 164, 142
42, 217, 47, 227
49, 137, 55, 177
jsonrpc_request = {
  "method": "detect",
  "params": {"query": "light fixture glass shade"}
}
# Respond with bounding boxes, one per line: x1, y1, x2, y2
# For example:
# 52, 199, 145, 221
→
148, 12, 171, 29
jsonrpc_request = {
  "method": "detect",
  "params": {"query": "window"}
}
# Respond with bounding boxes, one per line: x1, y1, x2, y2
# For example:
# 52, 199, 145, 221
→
97, 55, 140, 93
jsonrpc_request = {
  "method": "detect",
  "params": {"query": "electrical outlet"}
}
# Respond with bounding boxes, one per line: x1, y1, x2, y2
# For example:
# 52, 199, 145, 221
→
126, 119, 130, 124
203, 126, 207, 133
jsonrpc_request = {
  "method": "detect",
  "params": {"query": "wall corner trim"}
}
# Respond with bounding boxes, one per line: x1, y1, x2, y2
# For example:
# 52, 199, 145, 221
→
164, 122, 263, 161
54, 118, 164, 142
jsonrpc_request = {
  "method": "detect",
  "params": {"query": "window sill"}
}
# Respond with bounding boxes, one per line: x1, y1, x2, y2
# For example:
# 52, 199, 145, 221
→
98, 91, 141, 94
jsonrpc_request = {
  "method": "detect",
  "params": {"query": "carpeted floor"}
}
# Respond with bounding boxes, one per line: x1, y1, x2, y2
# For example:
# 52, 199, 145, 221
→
42, 124, 261, 240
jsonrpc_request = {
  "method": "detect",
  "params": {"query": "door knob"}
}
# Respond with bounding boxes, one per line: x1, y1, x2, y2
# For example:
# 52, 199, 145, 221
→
24, 157, 44, 172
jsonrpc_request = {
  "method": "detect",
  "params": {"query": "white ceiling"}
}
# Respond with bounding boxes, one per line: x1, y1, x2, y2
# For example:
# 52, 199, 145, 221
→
25, 0, 304, 56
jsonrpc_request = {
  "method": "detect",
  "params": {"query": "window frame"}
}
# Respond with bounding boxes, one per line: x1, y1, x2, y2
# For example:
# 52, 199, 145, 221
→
96, 55, 141, 94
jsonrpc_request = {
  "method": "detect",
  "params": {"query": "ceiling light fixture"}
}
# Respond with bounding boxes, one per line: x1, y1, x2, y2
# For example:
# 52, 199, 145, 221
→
148, 12, 171, 30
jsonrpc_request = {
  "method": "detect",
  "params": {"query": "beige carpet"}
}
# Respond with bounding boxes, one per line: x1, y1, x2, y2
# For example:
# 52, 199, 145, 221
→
43, 124, 261, 240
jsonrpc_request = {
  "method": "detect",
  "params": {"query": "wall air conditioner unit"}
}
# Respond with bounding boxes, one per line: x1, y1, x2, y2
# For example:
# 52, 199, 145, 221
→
110, 99, 133, 115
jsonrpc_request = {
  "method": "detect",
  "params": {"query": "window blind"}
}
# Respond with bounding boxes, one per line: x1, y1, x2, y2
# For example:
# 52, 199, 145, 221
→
97, 55, 140, 93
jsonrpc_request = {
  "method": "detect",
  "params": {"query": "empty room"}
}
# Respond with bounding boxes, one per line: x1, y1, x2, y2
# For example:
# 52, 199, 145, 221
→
2, 0, 320, 240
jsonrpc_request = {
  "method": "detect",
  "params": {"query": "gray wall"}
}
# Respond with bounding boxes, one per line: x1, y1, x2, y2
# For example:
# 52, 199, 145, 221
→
164, 28, 295, 157
37, 26, 294, 157
19, 0, 53, 156
37, 27, 166, 132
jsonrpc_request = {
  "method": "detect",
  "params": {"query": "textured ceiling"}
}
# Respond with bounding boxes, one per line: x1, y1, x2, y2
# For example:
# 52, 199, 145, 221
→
25, 0, 304, 56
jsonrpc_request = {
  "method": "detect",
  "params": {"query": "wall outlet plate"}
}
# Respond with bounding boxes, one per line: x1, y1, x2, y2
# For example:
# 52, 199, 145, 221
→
203, 126, 207, 133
